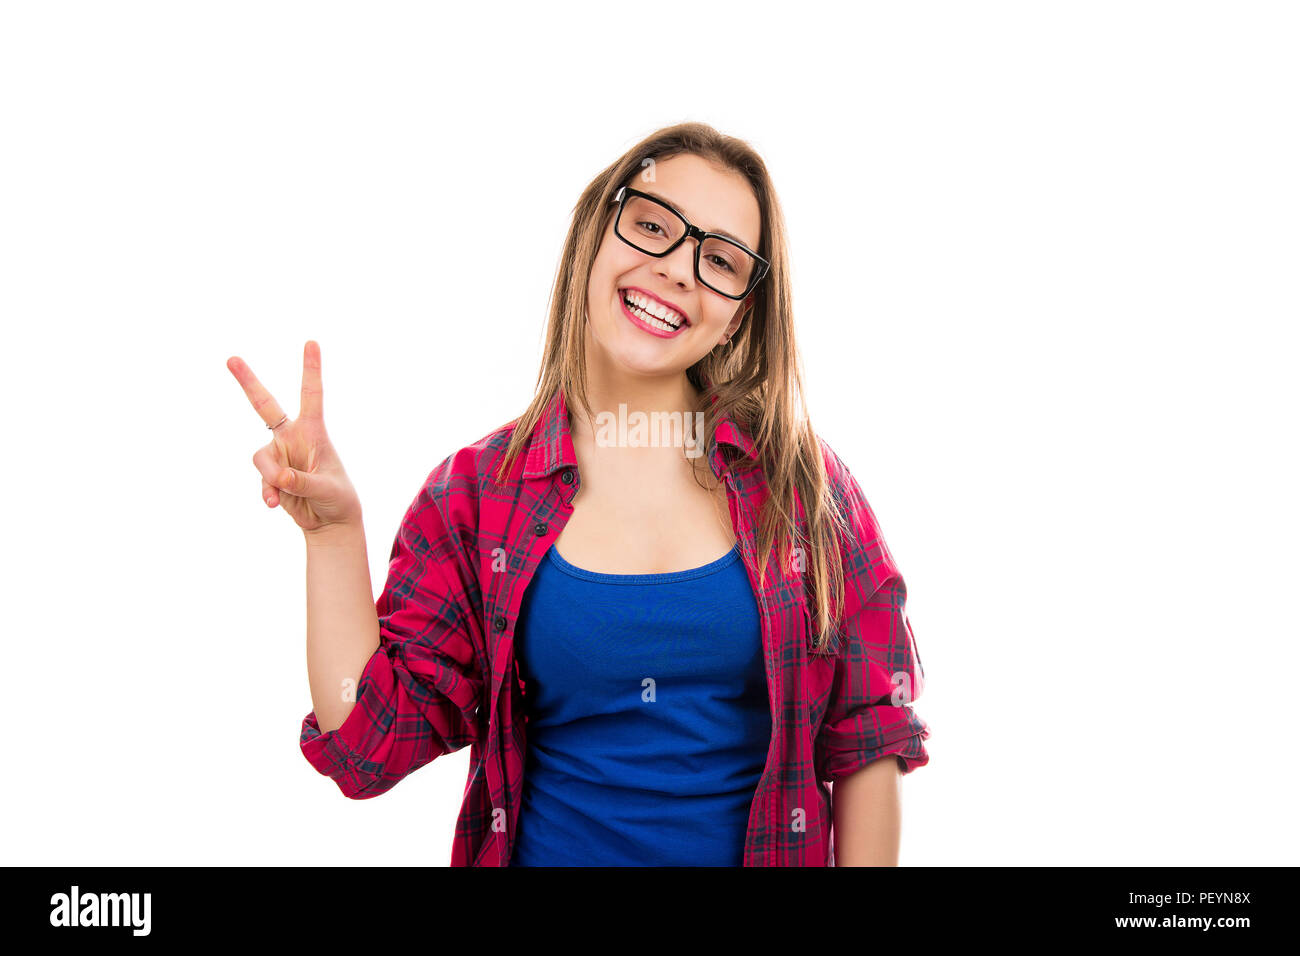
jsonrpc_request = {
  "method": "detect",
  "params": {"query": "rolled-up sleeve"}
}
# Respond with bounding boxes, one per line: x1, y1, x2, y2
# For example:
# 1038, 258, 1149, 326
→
814, 440, 931, 782
299, 456, 484, 799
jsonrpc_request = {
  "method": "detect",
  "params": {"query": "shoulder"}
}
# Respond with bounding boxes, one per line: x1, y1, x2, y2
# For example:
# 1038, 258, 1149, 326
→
815, 434, 851, 496
814, 433, 901, 591
403, 417, 524, 531
814, 433, 868, 519
433, 417, 521, 490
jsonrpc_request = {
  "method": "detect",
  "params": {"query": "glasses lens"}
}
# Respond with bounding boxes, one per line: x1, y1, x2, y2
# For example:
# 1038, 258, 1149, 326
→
619, 195, 685, 254
617, 193, 760, 298
699, 236, 757, 298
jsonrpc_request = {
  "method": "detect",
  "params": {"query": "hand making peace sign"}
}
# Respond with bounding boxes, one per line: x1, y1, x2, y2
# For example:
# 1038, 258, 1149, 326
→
227, 340, 362, 534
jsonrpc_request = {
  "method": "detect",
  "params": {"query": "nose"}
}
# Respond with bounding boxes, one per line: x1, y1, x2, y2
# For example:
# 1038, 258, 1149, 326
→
655, 239, 696, 289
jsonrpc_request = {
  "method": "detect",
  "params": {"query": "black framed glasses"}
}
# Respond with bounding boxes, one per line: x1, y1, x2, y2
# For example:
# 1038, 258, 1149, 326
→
609, 186, 770, 300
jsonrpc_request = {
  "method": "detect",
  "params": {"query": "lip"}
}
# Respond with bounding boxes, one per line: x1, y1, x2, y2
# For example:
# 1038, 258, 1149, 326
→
618, 287, 690, 338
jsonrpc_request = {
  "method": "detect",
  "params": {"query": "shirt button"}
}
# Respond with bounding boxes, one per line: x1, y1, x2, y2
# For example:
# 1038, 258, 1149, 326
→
560, 469, 574, 485
533, 521, 548, 535
493, 615, 507, 631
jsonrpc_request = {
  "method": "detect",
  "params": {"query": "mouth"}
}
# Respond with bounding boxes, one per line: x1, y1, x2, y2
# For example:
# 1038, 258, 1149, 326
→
619, 287, 690, 336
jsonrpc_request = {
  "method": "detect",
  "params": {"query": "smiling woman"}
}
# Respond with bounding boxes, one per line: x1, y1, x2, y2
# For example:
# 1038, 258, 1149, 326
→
585, 153, 764, 366
235, 121, 931, 867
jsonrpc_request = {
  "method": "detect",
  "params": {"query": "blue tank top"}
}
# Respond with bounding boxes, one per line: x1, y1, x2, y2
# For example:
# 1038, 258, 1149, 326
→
508, 541, 770, 866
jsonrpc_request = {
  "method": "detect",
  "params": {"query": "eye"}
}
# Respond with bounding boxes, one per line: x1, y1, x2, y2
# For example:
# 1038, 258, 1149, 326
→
705, 253, 736, 274
636, 220, 665, 236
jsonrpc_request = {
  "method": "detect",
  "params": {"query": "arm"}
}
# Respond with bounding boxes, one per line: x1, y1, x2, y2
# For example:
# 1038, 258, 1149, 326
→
832, 756, 901, 866
812, 439, 930, 863
305, 520, 381, 734
299, 455, 485, 799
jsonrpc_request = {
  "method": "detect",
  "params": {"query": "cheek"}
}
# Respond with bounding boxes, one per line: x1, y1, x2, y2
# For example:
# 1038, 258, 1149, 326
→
587, 249, 615, 302
591, 245, 644, 299
701, 301, 737, 331
589, 238, 620, 287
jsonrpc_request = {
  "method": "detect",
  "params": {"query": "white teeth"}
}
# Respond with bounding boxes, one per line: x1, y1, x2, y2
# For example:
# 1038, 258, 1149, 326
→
628, 301, 677, 331
623, 291, 684, 328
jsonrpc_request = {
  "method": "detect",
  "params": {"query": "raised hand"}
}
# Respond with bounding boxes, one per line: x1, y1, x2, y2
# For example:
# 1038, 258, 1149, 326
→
227, 340, 362, 535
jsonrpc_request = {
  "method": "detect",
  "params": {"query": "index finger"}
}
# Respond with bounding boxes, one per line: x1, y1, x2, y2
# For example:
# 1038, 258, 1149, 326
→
226, 355, 289, 429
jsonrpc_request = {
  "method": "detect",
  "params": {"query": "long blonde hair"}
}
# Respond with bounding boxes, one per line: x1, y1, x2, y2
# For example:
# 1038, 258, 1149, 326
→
493, 121, 851, 654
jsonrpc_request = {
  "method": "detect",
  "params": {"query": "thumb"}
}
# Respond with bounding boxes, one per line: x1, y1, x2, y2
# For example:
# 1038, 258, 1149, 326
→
274, 466, 326, 500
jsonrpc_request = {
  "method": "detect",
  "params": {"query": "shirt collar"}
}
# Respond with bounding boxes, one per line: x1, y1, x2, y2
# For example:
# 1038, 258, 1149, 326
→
522, 385, 759, 481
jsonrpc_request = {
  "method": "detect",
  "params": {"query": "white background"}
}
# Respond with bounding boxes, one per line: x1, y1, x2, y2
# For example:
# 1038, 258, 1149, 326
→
2, 1, 1295, 866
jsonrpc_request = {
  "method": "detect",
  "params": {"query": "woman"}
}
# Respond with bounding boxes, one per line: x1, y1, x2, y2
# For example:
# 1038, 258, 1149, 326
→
227, 122, 931, 866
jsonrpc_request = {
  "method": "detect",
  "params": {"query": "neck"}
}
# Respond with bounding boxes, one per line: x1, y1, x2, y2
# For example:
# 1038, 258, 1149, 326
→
573, 344, 703, 432
569, 328, 708, 455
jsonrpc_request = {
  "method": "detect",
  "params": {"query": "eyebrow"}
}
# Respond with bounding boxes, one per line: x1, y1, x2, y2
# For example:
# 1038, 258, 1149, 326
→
639, 188, 755, 249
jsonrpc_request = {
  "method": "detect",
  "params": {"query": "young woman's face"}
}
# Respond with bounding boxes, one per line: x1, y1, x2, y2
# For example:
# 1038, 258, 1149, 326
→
585, 152, 762, 378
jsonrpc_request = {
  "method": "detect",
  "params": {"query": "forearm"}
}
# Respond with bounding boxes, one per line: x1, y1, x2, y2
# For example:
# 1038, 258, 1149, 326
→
832, 756, 902, 866
305, 521, 381, 733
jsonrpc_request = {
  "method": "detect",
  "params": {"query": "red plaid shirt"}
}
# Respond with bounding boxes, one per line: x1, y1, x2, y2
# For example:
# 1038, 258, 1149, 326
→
300, 386, 930, 865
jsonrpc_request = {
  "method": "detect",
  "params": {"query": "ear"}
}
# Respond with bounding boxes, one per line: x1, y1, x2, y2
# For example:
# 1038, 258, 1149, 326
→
730, 295, 754, 331
724, 310, 748, 341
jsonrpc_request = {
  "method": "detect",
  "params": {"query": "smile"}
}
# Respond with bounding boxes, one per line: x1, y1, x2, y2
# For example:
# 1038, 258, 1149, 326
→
619, 288, 689, 337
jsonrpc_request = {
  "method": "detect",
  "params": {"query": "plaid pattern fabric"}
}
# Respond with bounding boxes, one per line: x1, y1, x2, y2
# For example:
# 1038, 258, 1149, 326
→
299, 386, 930, 865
